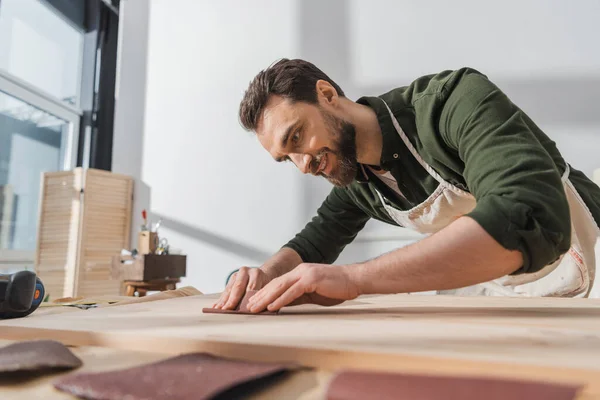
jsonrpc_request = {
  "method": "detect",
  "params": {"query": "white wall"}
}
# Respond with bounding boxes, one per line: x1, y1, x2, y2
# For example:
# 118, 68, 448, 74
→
114, 0, 600, 294
112, 0, 151, 249
115, 0, 305, 294
349, 0, 600, 84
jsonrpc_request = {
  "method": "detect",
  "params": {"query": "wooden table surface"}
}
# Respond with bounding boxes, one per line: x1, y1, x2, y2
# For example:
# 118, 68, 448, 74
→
1, 293, 599, 399
0, 339, 330, 399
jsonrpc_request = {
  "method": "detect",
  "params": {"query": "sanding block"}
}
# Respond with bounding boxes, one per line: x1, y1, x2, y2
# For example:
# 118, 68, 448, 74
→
202, 290, 278, 315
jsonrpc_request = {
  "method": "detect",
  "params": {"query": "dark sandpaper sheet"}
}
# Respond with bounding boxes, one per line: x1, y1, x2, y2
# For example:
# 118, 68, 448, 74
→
0, 340, 82, 374
326, 370, 582, 400
54, 352, 297, 400
202, 290, 278, 315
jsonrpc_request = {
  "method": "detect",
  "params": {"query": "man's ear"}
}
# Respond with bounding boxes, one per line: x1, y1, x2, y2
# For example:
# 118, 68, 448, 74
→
315, 80, 339, 107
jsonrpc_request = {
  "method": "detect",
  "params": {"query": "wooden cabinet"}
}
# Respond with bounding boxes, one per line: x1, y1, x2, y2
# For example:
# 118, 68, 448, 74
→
111, 254, 187, 281
35, 168, 133, 300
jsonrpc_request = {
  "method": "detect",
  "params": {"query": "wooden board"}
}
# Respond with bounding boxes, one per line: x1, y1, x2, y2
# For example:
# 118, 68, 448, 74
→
1, 294, 600, 398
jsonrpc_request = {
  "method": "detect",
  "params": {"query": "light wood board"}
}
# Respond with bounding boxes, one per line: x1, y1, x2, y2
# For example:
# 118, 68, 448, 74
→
1, 294, 600, 398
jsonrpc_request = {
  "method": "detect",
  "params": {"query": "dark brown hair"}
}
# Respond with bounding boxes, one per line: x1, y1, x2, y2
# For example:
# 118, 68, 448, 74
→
238, 58, 345, 132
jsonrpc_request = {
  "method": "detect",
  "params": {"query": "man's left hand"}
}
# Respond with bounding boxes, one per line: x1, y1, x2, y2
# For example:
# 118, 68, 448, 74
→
247, 263, 361, 313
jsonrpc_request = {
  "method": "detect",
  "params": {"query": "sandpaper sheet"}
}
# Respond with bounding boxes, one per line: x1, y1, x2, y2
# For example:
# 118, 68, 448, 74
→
326, 370, 582, 400
202, 290, 278, 315
0, 340, 82, 374
54, 352, 297, 400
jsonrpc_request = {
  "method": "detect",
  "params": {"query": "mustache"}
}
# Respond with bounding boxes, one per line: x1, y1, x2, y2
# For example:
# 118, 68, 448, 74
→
310, 149, 331, 175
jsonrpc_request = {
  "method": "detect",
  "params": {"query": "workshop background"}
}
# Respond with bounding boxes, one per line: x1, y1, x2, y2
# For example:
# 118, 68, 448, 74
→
2, 0, 599, 295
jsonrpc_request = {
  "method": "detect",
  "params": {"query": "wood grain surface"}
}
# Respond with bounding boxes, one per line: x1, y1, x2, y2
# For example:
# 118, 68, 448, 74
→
1, 293, 599, 398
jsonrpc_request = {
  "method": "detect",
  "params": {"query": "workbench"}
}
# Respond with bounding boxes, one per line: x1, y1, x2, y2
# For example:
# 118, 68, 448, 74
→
1, 291, 599, 399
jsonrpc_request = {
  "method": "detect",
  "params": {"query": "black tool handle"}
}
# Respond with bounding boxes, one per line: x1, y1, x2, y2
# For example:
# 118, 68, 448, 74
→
0, 271, 44, 319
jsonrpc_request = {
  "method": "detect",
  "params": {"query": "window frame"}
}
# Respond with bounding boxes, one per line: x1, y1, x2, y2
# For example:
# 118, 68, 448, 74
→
0, 69, 82, 170
0, 0, 119, 267
0, 69, 81, 267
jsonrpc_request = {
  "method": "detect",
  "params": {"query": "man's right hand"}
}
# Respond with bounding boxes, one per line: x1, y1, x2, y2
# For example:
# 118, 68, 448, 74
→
212, 267, 271, 310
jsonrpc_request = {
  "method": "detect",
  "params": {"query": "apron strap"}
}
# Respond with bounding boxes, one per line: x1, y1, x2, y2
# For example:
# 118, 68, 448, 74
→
562, 163, 570, 181
379, 99, 470, 196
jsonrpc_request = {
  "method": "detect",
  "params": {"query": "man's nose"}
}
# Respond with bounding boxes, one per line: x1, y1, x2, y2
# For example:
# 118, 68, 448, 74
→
290, 153, 313, 174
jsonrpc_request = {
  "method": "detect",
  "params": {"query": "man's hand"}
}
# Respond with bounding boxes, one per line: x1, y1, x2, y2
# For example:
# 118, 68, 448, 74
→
213, 267, 271, 310
246, 263, 361, 313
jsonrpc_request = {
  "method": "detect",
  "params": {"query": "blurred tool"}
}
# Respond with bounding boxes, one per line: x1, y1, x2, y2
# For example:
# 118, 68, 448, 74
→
141, 209, 148, 231
152, 218, 162, 233
0, 270, 45, 319
156, 237, 170, 255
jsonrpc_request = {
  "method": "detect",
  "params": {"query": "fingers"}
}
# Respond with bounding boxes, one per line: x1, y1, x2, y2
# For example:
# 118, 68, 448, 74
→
265, 282, 305, 311
213, 273, 237, 309
247, 273, 300, 313
246, 268, 264, 290
214, 267, 250, 309
223, 266, 250, 310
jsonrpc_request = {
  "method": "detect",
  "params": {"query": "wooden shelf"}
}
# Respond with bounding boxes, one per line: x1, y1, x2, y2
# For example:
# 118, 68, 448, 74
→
35, 168, 133, 299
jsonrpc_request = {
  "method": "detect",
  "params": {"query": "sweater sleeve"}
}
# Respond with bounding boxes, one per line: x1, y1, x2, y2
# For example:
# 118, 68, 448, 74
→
439, 70, 571, 274
283, 186, 370, 264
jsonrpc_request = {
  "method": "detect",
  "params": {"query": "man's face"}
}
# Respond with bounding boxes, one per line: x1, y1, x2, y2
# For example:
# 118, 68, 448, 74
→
256, 95, 358, 187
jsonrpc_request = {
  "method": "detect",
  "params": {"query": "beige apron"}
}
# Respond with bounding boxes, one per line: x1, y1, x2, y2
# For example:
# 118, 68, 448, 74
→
377, 100, 600, 297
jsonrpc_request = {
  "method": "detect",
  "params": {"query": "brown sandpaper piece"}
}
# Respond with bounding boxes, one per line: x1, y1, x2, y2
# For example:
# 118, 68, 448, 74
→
54, 352, 297, 400
326, 370, 582, 400
0, 340, 82, 374
202, 290, 278, 315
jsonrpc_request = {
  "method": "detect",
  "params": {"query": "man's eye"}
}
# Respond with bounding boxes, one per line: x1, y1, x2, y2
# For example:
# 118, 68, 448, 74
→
292, 131, 300, 144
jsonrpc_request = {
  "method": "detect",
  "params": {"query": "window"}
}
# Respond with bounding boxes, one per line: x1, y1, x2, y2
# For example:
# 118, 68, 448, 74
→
0, 91, 77, 257
0, 0, 119, 270
0, 0, 84, 106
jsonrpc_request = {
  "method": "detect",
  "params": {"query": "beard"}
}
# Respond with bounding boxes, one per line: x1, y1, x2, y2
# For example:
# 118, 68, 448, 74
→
313, 109, 358, 187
